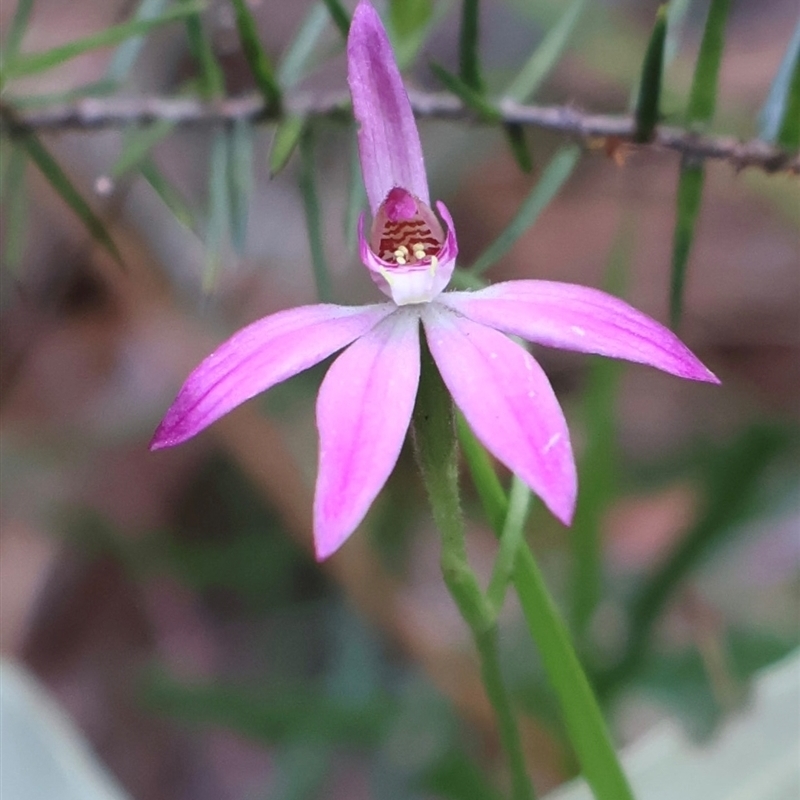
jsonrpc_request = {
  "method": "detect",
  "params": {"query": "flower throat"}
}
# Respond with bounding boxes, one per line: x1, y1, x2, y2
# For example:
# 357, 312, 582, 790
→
371, 187, 444, 267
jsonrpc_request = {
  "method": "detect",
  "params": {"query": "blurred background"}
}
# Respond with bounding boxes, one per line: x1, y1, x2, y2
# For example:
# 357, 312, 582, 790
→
0, 0, 798, 798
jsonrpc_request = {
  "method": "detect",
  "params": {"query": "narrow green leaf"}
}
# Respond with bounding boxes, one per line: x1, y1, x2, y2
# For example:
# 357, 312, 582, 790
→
389, 0, 433, 40
230, 0, 282, 111
457, 420, 635, 800
686, 0, 732, 125
3, 1, 207, 80
470, 144, 580, 276
20, 134, 121, 263
429, 63, 501, 122
570, 225, 630, 640
105, 0, 170, 83
3, 80, 118, 109
664, 0, 693, 64
278, 3, 330, 89
2, 0, 35, 67
504, 0, 587, 103
269, 115, 304, 176
459, 0, 483, 91
634, 5, 668, 143
298, 127, 332, 302
140, 158, 195, 230
670, 160, 704, 329
110, 119, 174, 178
760, 18, 800, 144
203, 130, 230, 291
322, 0, 350, 39
344, 130, 366, 252
1, 147, 29, 272
504, 123, 533, 173
486, 477, 531, 616
179, 0, 224, 98
227, 119, 254, 254
776, 42, 800, 150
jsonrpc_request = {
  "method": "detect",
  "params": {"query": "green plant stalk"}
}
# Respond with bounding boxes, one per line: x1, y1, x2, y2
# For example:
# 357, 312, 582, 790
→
459, 0, 483, 92
413, 346, 535, 800
457, 421, 634, 800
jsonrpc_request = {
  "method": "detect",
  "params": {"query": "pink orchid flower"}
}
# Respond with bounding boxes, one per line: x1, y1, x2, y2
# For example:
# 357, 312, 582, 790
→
151, 0, 718, 560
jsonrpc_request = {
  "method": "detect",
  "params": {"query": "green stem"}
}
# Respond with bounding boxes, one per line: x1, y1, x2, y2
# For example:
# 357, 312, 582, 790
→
413, 345, 535, 800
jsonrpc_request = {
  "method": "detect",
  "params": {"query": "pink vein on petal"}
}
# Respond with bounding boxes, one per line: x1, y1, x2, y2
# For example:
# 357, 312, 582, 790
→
314, 308, 421, 560
347, 0, 429, 214
423, 303, 577, 526
151, 303, 395, 449
440, 281, 719, 383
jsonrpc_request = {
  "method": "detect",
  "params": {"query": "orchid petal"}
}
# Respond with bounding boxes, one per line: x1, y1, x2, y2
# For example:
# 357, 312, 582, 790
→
348, 0, 429, 213
151, 303, 395, 449
440, 281, 719, 383
422, 304, 576, 525
314, 307, 421, 559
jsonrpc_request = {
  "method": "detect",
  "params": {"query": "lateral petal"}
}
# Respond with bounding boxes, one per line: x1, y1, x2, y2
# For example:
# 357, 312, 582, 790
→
423, 304, 576, 526
151, 303, 395, 449
440, 281, 718, 383
314, 308, 421, 560
347, 0, 429, 214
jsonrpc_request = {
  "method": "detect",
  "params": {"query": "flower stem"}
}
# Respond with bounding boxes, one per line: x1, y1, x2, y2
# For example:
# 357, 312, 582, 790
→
412, 343, 535, 800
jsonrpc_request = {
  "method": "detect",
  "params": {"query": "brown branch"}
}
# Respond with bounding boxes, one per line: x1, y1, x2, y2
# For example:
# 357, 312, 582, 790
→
2, 90, 799, 174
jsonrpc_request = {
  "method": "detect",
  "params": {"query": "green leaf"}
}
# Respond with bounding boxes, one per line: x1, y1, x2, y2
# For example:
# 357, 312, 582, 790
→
20, 134, 121, 264
504, 0, 587, 103
776, 40, 800, 150
278, 2, 331, 89
2, 80, 118, 109
634, 5, 668, 143
321, 0, 351, 39
664, 0, 693, 64
686, 0, 732, 126
503, 123, 533, 173
110, 119, 174, 178
2, 1, 207, 80
140, 158, 195, 230
230, 0, 282, 111
105, 0, 170, 83
421, 750, 503, 800
269, 115, 304, 176
459, 0, 483, 91
227, 119, 254, 254
298, 127, 333, 302
203, 130, 230, 291
760, 18, 800, 145
389, 0, 433, 39
1, 146, 29, 272
669, 161, 704, 329
457, 420, 635, 800
429, 63, 501, 122
179, 0, 223, 98
469, 144, 580, 276
2, 0, 34, 67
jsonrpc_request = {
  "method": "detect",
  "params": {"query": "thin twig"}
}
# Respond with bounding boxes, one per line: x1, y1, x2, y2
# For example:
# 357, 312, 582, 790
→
2, 90, 798, 174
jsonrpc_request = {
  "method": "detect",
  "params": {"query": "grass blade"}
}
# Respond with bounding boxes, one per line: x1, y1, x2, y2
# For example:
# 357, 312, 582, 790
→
140, 159, 195, 230
504, 122, 533, 173
298, 127, 332, 302
278, 2, 330, 89
504, 0, 587, 103
470, 144, 580, 276
269, 115, 304, 177
760, 18, 800, 145
634, 4, 668, 143
21, 134, 121, 263
3, 1, 207, 80
321, 0, 350, 39
459, 0, 483, 91
227, 119, 254, 254
2, 0, 35, 67
179, 0, 223, 98
203, 130, 230, 291
105, 0, 169, 83
686, 0, 732, 125
457, 420, 635, 800
230, 0, 281, 111
670, 160, 704, 329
